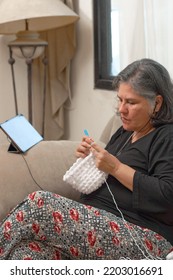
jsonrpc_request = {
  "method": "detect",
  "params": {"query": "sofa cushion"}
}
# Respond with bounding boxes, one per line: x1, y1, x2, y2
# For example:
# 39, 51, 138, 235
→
0, 140, 80, 222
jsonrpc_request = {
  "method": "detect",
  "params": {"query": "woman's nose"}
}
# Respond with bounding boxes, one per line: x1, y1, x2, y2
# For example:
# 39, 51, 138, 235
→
118, 102, 127, 113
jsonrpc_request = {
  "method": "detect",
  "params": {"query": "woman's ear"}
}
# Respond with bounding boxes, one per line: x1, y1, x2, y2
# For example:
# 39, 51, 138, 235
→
154, 95, 163, 112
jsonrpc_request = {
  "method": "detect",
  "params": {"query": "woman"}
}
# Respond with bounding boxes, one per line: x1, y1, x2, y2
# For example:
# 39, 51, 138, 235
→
0, 58, 173, 260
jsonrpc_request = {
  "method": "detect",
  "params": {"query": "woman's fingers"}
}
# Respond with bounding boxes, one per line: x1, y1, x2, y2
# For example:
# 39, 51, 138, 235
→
76, 137, 94, 158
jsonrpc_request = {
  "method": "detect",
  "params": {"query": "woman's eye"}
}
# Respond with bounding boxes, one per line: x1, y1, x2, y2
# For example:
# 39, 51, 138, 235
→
127, 100, 135, 104
116, 97, 136, 105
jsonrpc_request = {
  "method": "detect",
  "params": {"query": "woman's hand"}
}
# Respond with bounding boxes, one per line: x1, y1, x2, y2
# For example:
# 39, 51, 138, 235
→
76, 137, 93, 158
91, 143, 120, 175
91, 142, 135, 191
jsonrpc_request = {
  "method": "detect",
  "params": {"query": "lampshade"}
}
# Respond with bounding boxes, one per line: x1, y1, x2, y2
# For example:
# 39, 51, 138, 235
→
0, 0, 79, 34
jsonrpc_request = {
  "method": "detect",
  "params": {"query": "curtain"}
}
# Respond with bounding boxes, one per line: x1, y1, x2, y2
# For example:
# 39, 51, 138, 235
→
115, 0, 173, 75
32, 0, 77, 140
115, 0, 146, 69
144, 0, 173, 75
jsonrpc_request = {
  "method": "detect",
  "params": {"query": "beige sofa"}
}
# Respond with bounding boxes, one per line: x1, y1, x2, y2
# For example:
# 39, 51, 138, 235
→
0, 115, 121, 222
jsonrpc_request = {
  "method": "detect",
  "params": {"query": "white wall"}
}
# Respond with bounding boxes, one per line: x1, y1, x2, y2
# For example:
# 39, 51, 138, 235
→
64, 0, 116, 141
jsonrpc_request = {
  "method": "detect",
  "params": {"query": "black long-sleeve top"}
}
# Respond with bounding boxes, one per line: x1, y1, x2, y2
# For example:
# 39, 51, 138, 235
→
80, 124, 173, 245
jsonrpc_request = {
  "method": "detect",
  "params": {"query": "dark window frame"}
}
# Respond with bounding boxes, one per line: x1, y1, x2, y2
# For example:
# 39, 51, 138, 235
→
93, 0, 114, 90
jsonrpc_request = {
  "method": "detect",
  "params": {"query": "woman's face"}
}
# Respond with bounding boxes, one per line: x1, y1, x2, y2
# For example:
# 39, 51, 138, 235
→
117, 83, 154, 132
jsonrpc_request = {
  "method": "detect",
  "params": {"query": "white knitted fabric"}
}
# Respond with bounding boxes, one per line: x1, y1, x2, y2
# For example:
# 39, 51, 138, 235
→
63, 153, 108, 194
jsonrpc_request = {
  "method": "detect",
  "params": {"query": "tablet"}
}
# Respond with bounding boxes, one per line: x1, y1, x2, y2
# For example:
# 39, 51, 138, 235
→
0, 114, 43, 153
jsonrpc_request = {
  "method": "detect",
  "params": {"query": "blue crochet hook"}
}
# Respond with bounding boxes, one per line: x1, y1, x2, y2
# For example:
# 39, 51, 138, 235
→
84, 129, 89, 137
84, 129, 95, 146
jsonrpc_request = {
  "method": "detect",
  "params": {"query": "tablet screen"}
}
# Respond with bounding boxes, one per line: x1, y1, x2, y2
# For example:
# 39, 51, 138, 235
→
0, 114, 43, 152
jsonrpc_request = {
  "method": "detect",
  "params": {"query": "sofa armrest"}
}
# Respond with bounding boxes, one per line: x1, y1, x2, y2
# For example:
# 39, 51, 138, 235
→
0, 140, 80, 222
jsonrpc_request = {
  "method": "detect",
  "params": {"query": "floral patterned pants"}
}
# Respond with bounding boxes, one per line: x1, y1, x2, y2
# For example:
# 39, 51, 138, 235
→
0, 191, 172, 260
